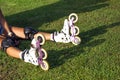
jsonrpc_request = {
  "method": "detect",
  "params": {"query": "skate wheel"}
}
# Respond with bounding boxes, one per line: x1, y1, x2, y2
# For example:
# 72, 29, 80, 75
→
72, 36, 81, 45
70, 26, 80, 35
69, 13, 78, 23
40, 60, 49, 71
36, 34, 45, 45
41, 48, 47, 59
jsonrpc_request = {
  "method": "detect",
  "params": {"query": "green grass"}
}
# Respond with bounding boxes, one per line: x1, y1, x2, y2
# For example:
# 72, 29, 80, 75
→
0, 0, 120, 80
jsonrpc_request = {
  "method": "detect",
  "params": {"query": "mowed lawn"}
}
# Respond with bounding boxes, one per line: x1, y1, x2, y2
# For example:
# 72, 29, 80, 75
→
0, 0, 120, 80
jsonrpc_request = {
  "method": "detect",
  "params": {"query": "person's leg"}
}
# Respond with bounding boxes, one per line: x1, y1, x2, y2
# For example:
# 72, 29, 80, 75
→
10, 26, 51, 40
0, 36, 39, 65
10, 26, 26, 39
6, 47, 21, 58
10, 24, 71, 43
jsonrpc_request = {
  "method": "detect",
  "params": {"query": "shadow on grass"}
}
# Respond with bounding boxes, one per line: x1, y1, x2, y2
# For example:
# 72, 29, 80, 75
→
5, 0, 109, 28
48, 21, 120, 69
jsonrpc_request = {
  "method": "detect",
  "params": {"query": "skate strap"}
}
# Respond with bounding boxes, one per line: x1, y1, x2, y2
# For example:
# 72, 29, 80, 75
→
21, 49, 28, 60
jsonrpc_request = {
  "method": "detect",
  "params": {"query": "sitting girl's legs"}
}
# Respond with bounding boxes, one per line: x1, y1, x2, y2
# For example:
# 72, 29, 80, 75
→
0, 20, 71, 66
0, 36, 39, 65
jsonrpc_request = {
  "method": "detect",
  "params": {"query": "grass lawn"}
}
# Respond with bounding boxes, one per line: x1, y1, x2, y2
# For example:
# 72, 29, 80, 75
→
0, 0, 120, 80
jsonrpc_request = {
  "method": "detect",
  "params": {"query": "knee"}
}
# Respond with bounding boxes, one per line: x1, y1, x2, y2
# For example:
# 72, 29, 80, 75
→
1, 37, 16, 52
24, 27, 38, 40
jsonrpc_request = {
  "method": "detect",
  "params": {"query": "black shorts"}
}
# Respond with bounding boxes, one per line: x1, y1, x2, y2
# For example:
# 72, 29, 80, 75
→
0, 24, 4, 35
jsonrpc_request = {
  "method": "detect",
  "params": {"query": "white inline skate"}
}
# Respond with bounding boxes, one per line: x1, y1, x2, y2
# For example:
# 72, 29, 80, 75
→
61, 13, 81, 45
31, 34, 49, 71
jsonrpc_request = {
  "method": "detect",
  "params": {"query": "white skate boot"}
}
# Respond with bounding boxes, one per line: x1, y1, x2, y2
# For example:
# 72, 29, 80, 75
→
53, 13, 81, 45
52, 31, 71, 43
52, 19, 71, 43
61, 13, 81, 45
22, 35, 46, 66
22, 49, 39, 66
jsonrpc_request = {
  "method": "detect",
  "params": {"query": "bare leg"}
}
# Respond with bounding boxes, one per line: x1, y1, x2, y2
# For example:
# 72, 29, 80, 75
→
6, 47, 21, 58
10, 26, 26, 38
10, 26, 70, 43
10, 26, 51, 40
